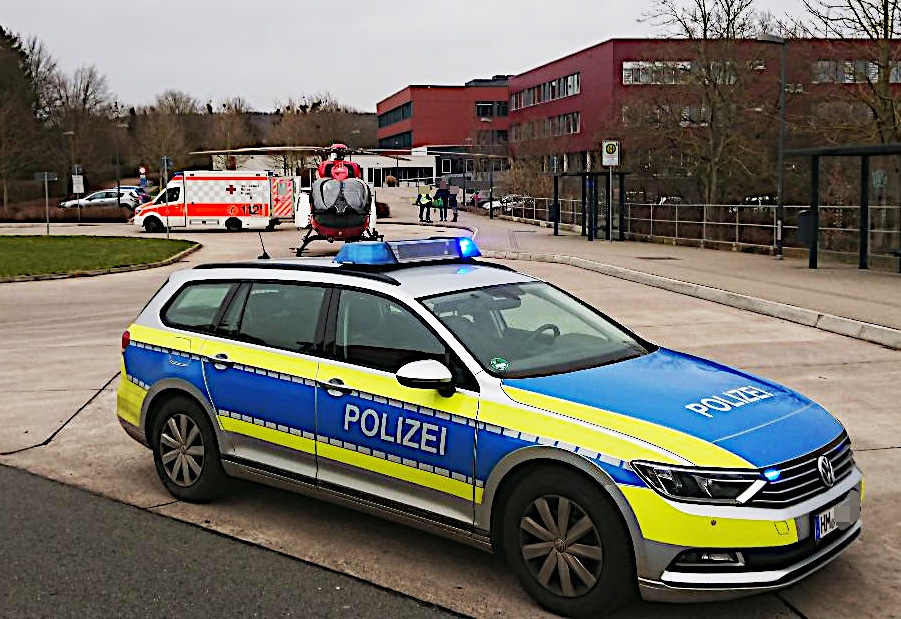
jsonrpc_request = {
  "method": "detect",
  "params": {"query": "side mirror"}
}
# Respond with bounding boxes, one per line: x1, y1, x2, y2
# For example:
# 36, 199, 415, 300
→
396, 359, 455, 397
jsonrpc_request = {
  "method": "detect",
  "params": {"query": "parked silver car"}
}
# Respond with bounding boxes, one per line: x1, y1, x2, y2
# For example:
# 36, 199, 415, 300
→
59, 188, 140, 210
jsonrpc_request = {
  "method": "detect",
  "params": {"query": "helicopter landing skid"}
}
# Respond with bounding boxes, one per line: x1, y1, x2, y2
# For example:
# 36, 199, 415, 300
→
294, 227, 384, 256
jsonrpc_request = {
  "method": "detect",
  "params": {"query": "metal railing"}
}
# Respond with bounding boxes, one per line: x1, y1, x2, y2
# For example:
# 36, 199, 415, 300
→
498, 198, 901, 265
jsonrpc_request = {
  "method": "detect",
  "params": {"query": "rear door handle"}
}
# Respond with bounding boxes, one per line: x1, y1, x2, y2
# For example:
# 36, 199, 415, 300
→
207, 353, 234, 370
321, 378, 350, 397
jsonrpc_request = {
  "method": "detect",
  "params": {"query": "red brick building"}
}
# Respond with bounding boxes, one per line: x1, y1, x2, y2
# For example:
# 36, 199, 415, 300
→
508, 38, 901, 173
376, 76, 511, 150
376, 37, 901, 200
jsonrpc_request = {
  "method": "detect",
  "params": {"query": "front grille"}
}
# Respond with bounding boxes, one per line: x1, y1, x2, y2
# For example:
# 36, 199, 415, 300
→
749, 432, 855, 508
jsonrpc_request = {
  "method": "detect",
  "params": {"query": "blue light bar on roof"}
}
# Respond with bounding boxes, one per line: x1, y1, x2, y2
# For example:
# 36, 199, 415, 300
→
334, 238, 481, 265
334, 242, 397, 265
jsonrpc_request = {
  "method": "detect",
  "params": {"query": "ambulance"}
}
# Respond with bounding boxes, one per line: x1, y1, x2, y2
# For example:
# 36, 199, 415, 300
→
133, 170, 295, 233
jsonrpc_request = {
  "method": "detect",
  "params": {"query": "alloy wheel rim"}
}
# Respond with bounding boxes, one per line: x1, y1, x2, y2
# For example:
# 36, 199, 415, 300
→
519, 495, 603, 598
159, 413, 205, 487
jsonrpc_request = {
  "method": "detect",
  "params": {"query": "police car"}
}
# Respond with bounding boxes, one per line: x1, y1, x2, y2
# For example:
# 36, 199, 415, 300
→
117, 238, 862, 617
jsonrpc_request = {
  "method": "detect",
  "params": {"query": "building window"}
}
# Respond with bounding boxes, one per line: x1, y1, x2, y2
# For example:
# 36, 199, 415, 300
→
813, 59, 877, 83
475, 101, 495, 118
496, 100, 509, 116
680, 105, 710, 127
622, 61, 691, 85
378, 102, 413, 128
378, 131, 412, 149
510, 72, 581, 110
891, 61, 901, 83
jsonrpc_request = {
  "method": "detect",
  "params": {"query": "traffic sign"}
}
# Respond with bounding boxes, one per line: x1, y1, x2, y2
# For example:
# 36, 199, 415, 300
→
72, 174, 84, 194
602, 140, 620, 167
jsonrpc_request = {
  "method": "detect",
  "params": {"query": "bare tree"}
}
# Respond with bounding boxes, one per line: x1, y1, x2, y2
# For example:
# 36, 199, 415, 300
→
205, 96, 255, 151
629, 0, 777, 202
0, 99, 42, 205
134, 112, 189, 180
799, 0, 901, 143
0, 26, 44, 204
21, 35, 58, 124
155, 90, 199, 116
646, 0, 766, 38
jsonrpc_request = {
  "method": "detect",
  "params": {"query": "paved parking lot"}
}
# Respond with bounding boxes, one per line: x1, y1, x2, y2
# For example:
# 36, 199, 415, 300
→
1, 217, 899, 618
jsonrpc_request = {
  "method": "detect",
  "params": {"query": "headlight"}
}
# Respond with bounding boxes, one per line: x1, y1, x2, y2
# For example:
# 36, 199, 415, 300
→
631, 461, 767, 505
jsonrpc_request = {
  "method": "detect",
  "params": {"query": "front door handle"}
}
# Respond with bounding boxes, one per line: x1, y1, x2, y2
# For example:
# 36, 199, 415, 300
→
207, 353, 234, 370
321, 377, 350, 397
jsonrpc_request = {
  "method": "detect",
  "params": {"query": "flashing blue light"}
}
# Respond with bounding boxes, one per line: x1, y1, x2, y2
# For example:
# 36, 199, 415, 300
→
763, 468, 781, 482
334, 242, 397, 265
334, 238, 482, 266
457, 237, 481, 258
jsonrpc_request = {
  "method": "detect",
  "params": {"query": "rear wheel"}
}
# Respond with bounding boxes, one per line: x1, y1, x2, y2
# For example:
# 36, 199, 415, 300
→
225, 217, 242, 232
143, 217, 164, 233
150, 395, 227, 503
500, 468, 635, 618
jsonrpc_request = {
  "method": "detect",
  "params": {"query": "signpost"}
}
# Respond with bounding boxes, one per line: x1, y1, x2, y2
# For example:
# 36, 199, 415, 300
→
602, 141, 620, 241
34, 172, 58, 235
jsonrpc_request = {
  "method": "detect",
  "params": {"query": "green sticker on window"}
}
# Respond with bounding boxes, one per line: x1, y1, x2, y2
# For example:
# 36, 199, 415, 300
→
490, 357, 509, 372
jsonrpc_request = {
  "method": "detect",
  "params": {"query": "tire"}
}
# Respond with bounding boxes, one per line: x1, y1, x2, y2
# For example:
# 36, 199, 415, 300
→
150, 395, 227, 503
499, 468, 635, 618
225, 217, 242, 232
143, 217, 164, 233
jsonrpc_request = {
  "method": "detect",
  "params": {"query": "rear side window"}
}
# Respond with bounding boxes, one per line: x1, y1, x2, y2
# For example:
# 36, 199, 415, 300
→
236, 283, 326, 353
162, 282, 234, 332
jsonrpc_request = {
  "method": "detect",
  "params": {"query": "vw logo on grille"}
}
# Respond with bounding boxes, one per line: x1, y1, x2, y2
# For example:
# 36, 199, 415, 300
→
817, 455, 836, 487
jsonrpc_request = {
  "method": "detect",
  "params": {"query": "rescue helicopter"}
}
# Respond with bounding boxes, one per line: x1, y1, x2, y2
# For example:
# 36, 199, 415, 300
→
191, 143, 404, 255
295, 142, 382, 255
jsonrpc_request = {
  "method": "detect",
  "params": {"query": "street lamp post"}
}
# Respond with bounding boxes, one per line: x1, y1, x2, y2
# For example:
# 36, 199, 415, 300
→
480, 117, 494, 219
112, 103, 130, 208
758, 33, 788, 260
62, 130, 80, 223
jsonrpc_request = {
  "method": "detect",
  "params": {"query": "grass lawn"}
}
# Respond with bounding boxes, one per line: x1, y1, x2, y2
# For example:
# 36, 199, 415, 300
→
0, 236, 196, 278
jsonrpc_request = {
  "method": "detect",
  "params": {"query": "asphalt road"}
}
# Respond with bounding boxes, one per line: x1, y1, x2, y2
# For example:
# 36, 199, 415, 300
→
1, 216, 899, 618
0, 464, 460, 619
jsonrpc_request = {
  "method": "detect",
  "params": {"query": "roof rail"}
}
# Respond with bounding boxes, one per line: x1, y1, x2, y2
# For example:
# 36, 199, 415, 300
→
192, 262, 401, 285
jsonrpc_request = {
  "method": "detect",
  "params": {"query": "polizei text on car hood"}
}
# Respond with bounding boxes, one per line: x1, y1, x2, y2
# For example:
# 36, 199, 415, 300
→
500, 348, 844, 468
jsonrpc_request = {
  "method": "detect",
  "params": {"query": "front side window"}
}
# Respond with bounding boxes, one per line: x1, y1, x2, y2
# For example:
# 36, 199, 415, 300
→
423, 282, 651, 378
157, 187, 181, 204
163, 282, 235, 332
335, 290, 446, 374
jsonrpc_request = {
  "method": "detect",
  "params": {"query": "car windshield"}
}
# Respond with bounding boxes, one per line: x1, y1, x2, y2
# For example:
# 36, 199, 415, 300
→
421, 282, 651, 378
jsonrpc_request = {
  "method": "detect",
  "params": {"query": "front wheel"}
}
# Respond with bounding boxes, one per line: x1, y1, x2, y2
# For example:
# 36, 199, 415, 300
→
500, 468, 635, 618
150, 395, 227, 503
143, 217, 164, 233
225, 217, 242, 232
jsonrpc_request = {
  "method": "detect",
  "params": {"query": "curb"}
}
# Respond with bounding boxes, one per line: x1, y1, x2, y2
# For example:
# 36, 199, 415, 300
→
0, 242, 202, 284
481, 249, 901, 351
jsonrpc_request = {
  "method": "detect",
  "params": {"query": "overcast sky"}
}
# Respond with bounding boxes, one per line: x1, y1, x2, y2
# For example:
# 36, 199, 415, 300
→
2, 0, 807, 113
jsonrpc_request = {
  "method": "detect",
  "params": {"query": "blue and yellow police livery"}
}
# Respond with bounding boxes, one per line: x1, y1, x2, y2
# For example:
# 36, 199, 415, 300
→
117, 238, 862, 617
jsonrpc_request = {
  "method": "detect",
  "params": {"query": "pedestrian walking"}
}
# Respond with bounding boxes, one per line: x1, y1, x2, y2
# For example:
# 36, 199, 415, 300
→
434, 186, 451, 222
415, 190, 433, 223
448, 192, 458, 222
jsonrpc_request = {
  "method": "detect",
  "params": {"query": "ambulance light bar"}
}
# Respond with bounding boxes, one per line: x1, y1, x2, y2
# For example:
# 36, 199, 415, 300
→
334, 238, 481, 266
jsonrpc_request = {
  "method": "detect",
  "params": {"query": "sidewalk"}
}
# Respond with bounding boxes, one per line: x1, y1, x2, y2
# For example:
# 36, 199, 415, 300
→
379, 190, 901, 348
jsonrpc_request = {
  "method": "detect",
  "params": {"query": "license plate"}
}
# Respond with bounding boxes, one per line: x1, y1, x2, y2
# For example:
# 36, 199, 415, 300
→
813, 505, 839, 540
